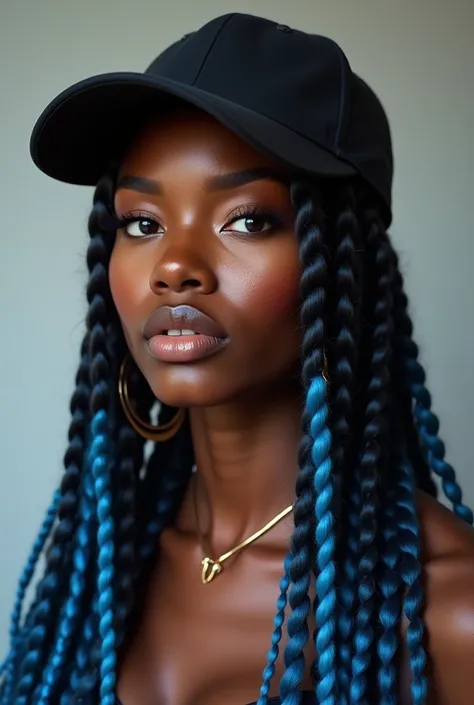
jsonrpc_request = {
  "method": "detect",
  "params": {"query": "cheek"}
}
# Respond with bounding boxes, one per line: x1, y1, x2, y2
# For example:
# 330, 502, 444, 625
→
108, 246, 148, 340
244, 249, 301, 331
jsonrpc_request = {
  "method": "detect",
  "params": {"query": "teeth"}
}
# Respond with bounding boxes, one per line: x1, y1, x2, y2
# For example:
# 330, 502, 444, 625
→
166, 329, 197, 336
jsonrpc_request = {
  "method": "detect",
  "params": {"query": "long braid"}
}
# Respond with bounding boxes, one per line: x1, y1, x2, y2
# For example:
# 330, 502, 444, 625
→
327, 190, 361, 703
350, 213, 394, 705
310, 378, 336, 705
390, 251, 472, 523
376, 485, 402, 705
257, 555, 292, 705
386, 247, 436, 498
112, 423, 140, 638
33, 339, 93, 704
338, 482, 361, 704
62, 466, 98, 701
10, 333, 93, 704
280, 182, 335, 705
7, 335, 89, 677
37, 469, 96, 704
84, 174, 120, 705
392, 457, 428, 704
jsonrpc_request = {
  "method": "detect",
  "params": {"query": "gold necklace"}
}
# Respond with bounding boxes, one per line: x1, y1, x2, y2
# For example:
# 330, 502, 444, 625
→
193, 479, 294, 584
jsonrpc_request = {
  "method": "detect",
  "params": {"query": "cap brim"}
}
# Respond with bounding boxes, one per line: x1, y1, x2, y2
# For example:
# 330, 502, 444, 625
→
30, 72, 357, 185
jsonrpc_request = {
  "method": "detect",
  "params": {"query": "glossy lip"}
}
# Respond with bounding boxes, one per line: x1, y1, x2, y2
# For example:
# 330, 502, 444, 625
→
147, 333, 228, 363
143, 305, 229, 363
143, 304, 228, 339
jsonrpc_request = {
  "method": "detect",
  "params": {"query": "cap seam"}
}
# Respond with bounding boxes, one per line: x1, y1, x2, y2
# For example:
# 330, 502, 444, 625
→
192, 14, 237, 87
334, 46, 347, 152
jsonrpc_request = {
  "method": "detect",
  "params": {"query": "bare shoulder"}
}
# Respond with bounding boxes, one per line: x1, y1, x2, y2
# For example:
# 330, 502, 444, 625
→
416, 492, 474, 705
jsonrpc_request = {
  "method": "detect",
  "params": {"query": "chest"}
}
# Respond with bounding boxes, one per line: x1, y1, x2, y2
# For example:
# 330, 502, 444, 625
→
116, 538, 315, 705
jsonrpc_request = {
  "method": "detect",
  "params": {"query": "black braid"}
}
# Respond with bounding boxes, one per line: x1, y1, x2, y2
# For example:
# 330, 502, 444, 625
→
327, 188, 361, 480
327, 187, 362, 702
389, 245, 438, 498
350, 210, 394, 704
279, 181, 329, 699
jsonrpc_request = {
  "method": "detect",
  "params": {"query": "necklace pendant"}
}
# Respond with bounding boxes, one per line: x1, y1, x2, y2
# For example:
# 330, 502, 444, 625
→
201, 556, 223, 584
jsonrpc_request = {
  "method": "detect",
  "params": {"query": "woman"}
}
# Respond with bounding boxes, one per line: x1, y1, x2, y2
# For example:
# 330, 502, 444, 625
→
1, 11, 473, 705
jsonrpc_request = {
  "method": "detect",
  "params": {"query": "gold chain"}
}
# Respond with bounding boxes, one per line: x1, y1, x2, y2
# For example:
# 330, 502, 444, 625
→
193, 479, 294, 584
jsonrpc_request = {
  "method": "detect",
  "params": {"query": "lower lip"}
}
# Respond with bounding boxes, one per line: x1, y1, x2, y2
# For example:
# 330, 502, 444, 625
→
147, 334, 228, 363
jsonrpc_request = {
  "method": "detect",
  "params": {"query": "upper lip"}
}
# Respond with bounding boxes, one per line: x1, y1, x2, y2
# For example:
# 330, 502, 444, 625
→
143, 305, 228, 339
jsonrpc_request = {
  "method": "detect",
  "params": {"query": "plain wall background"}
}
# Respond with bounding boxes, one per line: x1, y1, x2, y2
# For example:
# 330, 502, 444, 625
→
0, 0, 473, 655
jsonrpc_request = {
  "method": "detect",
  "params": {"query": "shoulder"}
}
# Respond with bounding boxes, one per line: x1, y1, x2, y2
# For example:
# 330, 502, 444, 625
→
416, 492, 474, 704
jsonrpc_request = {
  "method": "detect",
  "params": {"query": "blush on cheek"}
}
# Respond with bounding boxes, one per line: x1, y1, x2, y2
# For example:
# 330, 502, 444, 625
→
248, 262, 301, 327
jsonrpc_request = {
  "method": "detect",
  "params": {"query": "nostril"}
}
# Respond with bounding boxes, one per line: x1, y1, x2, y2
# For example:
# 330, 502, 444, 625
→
183, 279, 201, 289
156, 278, 202, 291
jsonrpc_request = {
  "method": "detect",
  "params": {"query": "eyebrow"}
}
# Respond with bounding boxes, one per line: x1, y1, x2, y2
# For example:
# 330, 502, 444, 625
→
207, 167, 289, 191
115, 167, 289, 195
116, 175, 162, 194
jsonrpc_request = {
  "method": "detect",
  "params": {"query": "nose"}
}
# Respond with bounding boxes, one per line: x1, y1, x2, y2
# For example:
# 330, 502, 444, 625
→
149, 243, 218, 296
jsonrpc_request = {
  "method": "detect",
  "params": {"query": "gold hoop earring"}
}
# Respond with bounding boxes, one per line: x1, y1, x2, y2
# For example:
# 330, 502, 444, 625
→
118, 354, 186, 442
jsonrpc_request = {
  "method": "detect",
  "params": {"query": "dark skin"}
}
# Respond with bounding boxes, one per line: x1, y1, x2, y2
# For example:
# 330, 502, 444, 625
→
109, 108, 474, 705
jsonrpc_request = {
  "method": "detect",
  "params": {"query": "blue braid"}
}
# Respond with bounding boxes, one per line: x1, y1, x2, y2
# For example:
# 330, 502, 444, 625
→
61, 462, 97, 701
404, 348, 473, 523
394, 459, 428, 704
308, 377, 337, 705
337, 482, 360, 705
377, 497, 402, 705
90, 410, 116, 705
0, 491, 60, 705
257, 554, 292, 705
280, 553, 310, 705
390, 256, 473, 524
37, 466, 97, 703
65, 605, 99, 699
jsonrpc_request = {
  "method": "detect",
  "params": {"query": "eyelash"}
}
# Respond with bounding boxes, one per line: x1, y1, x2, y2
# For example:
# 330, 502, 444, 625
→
223, 204, 283, 234
109, 204, 283, 238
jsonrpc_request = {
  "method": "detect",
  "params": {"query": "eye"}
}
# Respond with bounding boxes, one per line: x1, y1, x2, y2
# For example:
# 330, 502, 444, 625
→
222, 206, 282, 236
227, 216, 272, 234
124, 217, 163, 237
114, 212, 163, 238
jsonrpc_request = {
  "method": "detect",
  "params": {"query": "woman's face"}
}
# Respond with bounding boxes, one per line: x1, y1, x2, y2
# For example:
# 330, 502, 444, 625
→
109, 106, 302, 408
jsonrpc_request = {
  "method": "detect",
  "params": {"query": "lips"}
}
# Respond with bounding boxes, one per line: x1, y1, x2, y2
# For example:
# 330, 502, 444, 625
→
143, 305, 228, 340
142, 305, 229, 363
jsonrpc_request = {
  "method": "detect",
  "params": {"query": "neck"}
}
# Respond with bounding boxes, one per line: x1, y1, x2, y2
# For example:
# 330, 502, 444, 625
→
180, 381, 302, 553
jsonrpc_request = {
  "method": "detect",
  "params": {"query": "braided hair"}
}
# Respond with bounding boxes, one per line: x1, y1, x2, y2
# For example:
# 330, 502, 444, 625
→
1, 170, 471, 705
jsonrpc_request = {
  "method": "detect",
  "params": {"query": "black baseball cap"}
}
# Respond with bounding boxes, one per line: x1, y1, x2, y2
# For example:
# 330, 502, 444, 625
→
30, 13, 393, 225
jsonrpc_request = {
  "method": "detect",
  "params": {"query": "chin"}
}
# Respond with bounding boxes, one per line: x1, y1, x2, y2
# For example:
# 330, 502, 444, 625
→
146, 368, 241, 409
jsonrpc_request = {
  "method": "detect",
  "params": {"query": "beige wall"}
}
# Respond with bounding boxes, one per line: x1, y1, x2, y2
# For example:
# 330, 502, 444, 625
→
1, 0, 472, 653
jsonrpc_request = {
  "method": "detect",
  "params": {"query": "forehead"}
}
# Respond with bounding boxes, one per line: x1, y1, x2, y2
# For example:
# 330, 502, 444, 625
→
117, 102, 284, 178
